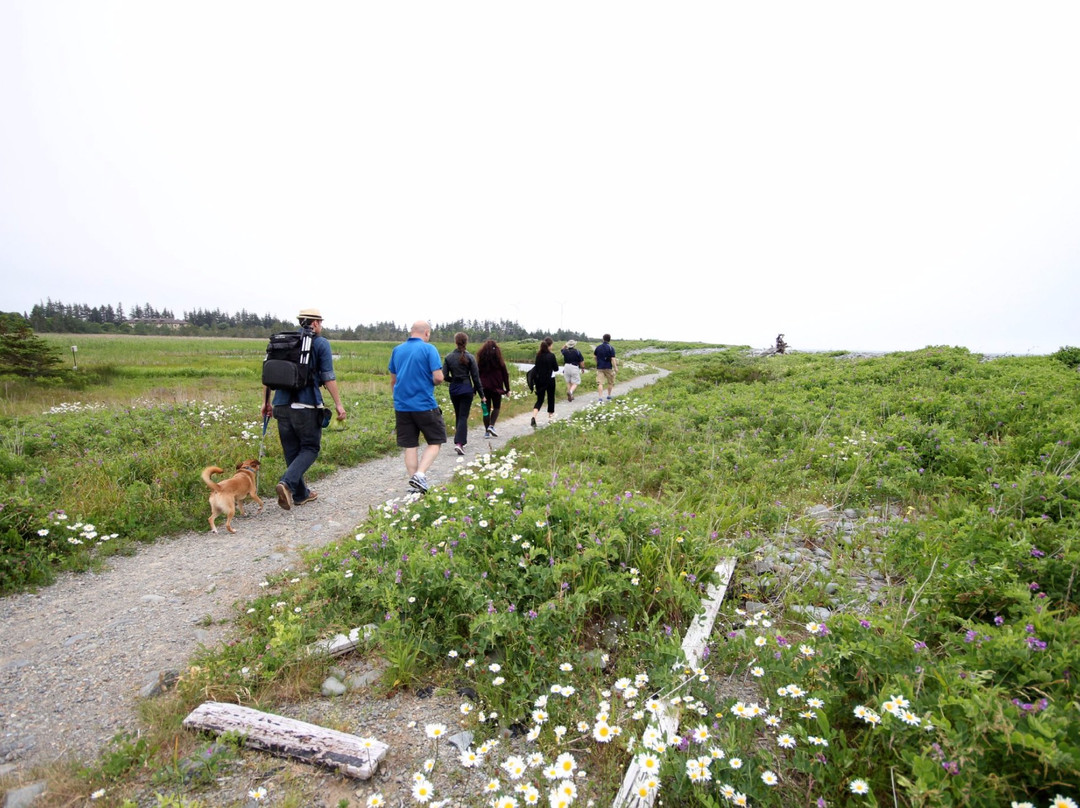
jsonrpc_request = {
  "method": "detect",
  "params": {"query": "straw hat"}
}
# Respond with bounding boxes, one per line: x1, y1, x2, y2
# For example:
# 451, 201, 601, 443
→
297, 308, 324, 321
566, 340, 577, 348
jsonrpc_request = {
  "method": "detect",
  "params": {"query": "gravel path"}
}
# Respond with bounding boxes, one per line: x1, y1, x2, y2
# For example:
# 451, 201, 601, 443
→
0, 372, 665, 776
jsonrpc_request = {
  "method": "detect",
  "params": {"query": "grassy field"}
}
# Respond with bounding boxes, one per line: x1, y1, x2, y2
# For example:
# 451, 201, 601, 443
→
0, 334, 647, 590
2, 341, 1077, 808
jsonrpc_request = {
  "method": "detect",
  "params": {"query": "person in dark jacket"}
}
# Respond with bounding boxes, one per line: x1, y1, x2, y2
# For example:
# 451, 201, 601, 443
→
442, 332, 485, 455
560, 339, 585, 402
261, 308, 347, 509
530, 339, 559, 427
477, 339, 510, 438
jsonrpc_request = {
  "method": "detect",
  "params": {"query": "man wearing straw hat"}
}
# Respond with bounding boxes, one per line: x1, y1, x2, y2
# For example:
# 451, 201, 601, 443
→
261, 308, 346, 509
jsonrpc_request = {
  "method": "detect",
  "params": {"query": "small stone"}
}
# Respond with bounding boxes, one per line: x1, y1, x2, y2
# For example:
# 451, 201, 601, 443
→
824, 582, 840, 595
346, 670, 383, 690
790, 605, 832, 621
141, 594, 166, 604
581, 649, 607, 671
448, 731, 473, 752
140, 669, 180, 699
743, 601, 769, 614
321, 677, 347, 697
4, 781, 47, 808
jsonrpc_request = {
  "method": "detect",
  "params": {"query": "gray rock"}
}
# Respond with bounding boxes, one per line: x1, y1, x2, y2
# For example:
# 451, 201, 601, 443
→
789, 605, 832, 621
812, 548, 831, 559
140, 669, 180, 699
773, 562, 794, 577
824, 582, 840, 595
743, 601, 769, 614
346, 669, 384, 690
751, 560, 773, 575
63, 633, 90, 647
321, 676, 347, 697
843, 509, 858, 519
581, 648, 607, 671
193, 629, 212, 644
600, 615, 629, 650
3, 781, 47, 808
448, 731, 473, 752
328, 666, 347, 680
140, 594, 166, 604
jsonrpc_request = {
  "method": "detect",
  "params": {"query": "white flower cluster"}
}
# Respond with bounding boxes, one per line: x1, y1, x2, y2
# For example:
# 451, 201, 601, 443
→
44, 401, 105, 415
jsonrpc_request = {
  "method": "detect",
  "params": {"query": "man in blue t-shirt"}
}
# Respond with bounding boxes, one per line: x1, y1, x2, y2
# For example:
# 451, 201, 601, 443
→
594, 333, 618, 402
388, 320, 446, 493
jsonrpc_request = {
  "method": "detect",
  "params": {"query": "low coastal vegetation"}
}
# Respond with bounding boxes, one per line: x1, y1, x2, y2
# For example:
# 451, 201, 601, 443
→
2, 339, 1077, 807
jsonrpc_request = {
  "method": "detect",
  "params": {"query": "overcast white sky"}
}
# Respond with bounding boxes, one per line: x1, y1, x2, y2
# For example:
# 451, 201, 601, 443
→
2, 2, 1078, 353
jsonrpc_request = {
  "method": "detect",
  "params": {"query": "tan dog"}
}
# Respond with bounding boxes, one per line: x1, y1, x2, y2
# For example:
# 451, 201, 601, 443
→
202, 460, 264, 533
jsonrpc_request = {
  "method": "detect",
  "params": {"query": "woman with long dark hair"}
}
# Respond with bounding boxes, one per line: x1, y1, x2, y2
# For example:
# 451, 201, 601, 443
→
442, 332, 484, 454
530, 338, 559, 427
477, 339, 510, 438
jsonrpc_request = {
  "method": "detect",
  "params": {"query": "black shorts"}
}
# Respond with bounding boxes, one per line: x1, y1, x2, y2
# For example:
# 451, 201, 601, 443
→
395, 408, 447, 448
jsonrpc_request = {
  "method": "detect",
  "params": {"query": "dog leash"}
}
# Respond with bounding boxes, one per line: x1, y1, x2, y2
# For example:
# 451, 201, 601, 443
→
257, 415, 269, 493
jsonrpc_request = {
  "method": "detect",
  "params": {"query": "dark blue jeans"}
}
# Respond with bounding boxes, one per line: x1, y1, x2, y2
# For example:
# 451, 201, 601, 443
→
273, 405, 322, 500
450, 392, 474, 446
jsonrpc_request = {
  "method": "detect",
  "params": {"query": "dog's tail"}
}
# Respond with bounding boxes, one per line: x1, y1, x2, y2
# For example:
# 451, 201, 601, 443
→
202, 466, 225, 492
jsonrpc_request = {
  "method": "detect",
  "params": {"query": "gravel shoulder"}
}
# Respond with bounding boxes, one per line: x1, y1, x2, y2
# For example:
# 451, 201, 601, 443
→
0, 372, 666, 778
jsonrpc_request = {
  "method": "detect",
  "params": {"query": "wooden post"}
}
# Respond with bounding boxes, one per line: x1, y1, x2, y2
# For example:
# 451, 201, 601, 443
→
612, 558, 737, 808
183, 701, 387, 779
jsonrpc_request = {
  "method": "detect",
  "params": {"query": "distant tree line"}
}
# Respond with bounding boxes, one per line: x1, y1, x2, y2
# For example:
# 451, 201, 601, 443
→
21, 300, 588, 343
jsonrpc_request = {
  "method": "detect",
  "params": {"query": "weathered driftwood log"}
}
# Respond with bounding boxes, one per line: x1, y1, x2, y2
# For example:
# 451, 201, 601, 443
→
183, 701, 387, 779
613, 558, 737, 808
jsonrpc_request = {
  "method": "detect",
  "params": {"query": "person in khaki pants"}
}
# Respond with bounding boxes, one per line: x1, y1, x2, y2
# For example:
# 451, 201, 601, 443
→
593, 333, 617, 402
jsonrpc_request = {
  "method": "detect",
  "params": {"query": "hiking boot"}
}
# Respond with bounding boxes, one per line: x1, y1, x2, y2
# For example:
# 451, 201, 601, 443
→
295, 490, 318, 505
530, 416, 537, 427
275, 482, 293, 510
408, 473, 429, 494
568, 392, 574, 402
455, 444, 465, 455
488, 426, 499, 437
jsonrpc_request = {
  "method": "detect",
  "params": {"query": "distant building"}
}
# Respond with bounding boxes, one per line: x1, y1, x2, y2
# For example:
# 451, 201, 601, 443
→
126, 317, 188, 330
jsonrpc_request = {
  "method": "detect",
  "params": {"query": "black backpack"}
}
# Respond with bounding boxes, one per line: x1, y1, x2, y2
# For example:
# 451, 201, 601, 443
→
262, 330, 315, 391
526, 365, 537, 392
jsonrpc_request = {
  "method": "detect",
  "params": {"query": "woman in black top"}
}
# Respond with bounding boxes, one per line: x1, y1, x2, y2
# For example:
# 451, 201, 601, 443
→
530, 339, 559, 427
477, 339, 510, 438
442, 332, 485, 454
